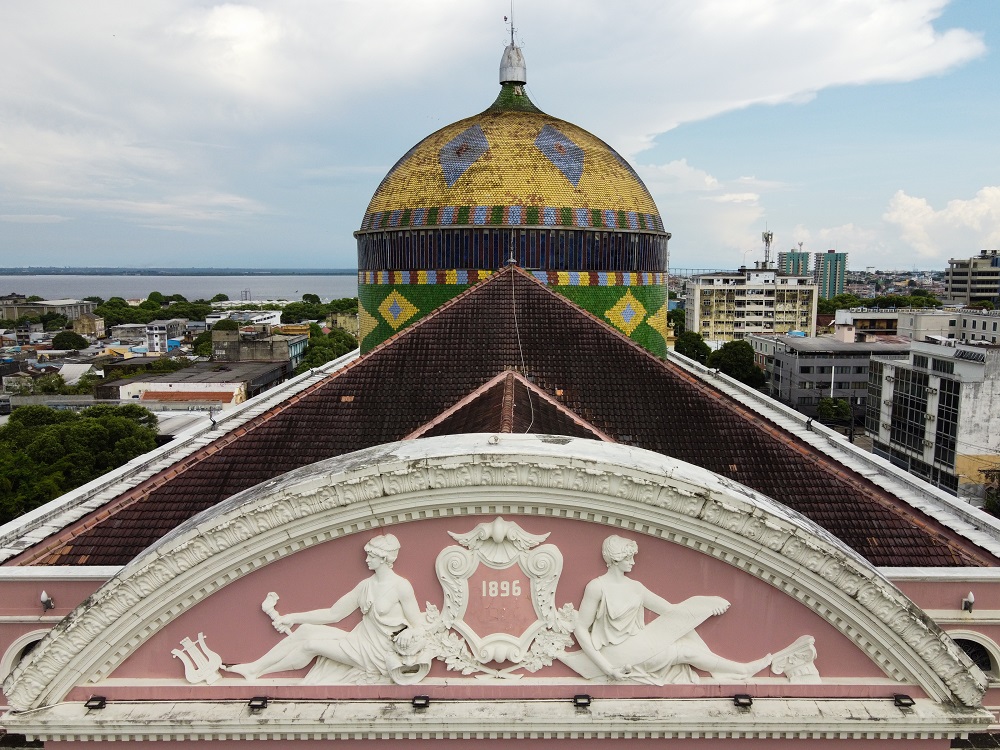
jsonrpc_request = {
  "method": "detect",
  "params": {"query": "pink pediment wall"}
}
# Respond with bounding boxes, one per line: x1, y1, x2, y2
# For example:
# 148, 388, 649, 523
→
95, 515, 897, 702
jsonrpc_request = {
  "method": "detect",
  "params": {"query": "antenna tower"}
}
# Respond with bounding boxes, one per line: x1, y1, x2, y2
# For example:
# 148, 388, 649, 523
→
761, 230, 774, 269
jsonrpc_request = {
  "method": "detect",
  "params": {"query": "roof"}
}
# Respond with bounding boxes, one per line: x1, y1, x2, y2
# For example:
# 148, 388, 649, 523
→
7, 266, 996, 568
139, 391, 236, 403
103, 361, 284, 386
772, 335, 911, 353
359, 85, 662, 231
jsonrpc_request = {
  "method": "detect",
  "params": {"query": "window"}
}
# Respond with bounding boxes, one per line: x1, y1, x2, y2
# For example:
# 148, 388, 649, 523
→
954, 639, 994, 675
890, 367, 929, 452
932, 358, 954, 374
913, 355, 928, 369
800, 366, 813, 374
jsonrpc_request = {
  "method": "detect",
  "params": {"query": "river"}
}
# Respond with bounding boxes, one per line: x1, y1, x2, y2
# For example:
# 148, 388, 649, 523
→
1, 274, 359, 303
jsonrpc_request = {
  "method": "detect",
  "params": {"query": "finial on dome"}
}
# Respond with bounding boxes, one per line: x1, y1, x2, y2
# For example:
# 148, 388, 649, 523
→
499, 17, 526, 86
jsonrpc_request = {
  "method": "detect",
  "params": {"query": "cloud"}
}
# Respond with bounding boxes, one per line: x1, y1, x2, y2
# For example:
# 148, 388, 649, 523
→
884, 187, 1000, 260
0, 214, 71, 224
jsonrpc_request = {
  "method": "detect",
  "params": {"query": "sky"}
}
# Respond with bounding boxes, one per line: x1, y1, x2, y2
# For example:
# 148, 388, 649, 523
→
1, 0, 997, 273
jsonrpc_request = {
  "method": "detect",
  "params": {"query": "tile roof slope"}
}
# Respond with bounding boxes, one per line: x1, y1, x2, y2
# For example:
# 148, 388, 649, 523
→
13, 267, 995, 567
410, 371, 608, 440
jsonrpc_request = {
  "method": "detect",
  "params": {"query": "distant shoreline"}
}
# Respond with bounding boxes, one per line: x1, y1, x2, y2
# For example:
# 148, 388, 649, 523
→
0, 268, 358, 277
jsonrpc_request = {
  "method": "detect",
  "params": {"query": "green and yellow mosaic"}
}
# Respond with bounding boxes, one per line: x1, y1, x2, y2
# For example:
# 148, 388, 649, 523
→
358, 272, 668, 356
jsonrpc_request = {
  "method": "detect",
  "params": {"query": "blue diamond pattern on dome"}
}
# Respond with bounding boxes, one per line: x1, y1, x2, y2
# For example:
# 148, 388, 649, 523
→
439, 125, 489, 188
388, 299, 403, 320
534, 124, 584, 187
621, 302, 637, 324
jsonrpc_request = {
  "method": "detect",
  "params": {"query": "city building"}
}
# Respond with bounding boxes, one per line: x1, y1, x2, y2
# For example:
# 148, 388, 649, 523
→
70, 312, 105, 339
206, 309, 284, 328
958, 307, 1000, 344
749, 332, 909, 418
96, 360, 291, 408
145, 318, 187, 353
869, 339, 1000, 499
685, 267, 817, 345
211, 327, 309, 369
946, 250, 1000, 305
4, 37, 1000, 748
897, 309, 959, 342
814, 250, 848, 299
777, 249, 810, 276
0, 295, 96, 321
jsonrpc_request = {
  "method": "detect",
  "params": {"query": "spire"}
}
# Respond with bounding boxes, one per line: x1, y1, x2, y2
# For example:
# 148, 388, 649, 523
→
499, 26, 526, 86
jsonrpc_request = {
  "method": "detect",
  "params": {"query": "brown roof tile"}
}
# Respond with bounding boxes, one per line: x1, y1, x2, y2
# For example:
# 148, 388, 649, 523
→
12, 267, 996, 568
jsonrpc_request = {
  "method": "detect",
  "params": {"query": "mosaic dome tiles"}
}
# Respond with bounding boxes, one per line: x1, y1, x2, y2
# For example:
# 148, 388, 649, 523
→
360, 108, 663, 231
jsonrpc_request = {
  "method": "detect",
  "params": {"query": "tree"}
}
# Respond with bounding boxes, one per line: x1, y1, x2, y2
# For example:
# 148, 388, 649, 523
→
0, 404, 158, 522
706, 340, 765, 387
817, 397, 852, 424
302, 293, 321, 305
967, 300, 996, 310
210, 293, 229, 303
52, 331, 89, 350
668, 307, 686, 336
674, 331, 711, 364
294, 329, 359, 374
212, 318, 239, 331
192, 330, 213, 356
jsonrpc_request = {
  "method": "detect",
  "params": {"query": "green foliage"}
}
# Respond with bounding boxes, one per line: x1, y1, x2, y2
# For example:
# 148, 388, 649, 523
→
817, 294, 863, 315
968, 300, 996, 310
26, 295, 43, 302
668, 307, 686, 336
817, 292, 941, 315
192, 330, 213, 356
294, 328, 358, 374
707, 340, 766, 387
675, 331, 711, 364
281, 297, 358, 324
84, 296, 104, 304
52, 330, 89, 350
212, 318, 240, 331
817, 397, 852, 424
0, 404, 158, 523
94, 294, 211, 327
43, 314, 69, 331
210, 293, 229, 303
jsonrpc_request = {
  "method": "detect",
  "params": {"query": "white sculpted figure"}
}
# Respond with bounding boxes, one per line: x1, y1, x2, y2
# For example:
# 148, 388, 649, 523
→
564, 535, 810, 685
226, 534, 430, 685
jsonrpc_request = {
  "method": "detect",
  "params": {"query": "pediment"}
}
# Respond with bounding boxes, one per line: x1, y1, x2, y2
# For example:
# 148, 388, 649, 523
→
3, 435, 990, 741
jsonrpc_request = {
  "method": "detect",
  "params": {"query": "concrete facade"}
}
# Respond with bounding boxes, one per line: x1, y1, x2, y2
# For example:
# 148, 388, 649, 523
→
869, 340, 1000, 500
685, 268, 817, 346
749, 333, 909, 418
0, 297, 95, 321
813, 250, 848, 299
146, 318, 187, 353
946, 249, 1000, 305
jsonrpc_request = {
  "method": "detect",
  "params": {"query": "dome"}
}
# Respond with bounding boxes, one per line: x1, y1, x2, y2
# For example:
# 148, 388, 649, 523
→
359, 90, 663, 234
354, 41, 670, 357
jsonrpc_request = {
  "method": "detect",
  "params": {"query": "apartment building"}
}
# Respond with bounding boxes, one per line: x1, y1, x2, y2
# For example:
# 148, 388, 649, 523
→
685, 268, 817, 346
868, 339, 1000, 500
946, 249, 1000, 305
813, 250, 848, 299
750, 333, 908, 418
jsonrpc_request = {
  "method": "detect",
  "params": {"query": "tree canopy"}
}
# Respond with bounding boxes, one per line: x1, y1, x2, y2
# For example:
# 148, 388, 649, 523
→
0, 404, 159, 523
674, 331, 710, 364
52, 330, 89, 350
706, 340, 766, 387
294, 327, 359, 374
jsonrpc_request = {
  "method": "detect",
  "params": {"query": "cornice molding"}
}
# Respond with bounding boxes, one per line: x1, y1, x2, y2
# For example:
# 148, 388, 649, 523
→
3, 435, 988, 715
3, 697, 992, 742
